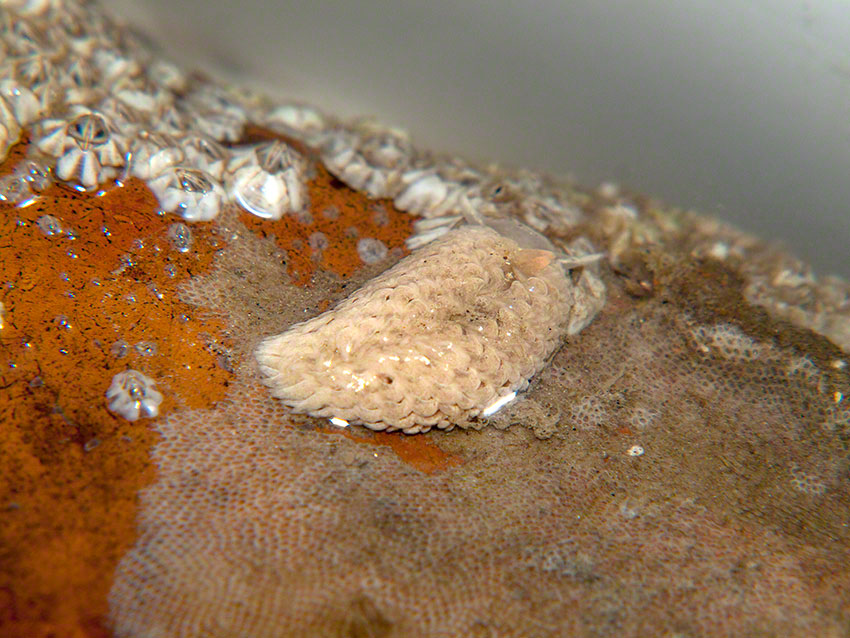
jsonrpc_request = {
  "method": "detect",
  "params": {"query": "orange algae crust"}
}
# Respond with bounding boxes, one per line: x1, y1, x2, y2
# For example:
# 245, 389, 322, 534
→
0, 143, 231, 637
364, 430, 463, 474
330, 427, 462, 475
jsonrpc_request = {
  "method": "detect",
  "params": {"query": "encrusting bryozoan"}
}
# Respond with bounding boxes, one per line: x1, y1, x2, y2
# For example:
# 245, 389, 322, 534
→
255, 221, 605, 433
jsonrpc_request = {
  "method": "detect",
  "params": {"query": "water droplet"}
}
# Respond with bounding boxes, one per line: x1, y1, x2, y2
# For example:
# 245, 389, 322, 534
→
21, 160, 50, 191
53, 315, 71, 330
66, 113, 110, 150
83, 438, 102, 452
167, 222, 193, 253
37, 214, 63, 237
176, 167, 212, 194
357, 237, 389, 264
112, 254, 135, 275
0, 175, 33, 205
111, 340, 129, 358
134, 341, 158, 357
126, 379, 143, 399
148, 283, 164, 301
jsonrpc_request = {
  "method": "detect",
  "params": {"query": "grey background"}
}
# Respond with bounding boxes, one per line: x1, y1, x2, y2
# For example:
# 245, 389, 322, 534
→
107, 0, 850, 278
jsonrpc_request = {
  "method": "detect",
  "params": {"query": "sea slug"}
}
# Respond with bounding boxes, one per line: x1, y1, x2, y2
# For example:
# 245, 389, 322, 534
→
256, 220, 604, 433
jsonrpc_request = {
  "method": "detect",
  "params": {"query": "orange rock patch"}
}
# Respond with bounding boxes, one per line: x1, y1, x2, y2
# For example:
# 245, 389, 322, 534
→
0, 145, 230, 638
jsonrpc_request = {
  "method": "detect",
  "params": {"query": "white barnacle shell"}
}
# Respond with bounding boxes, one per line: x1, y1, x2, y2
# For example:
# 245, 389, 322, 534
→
2, 0, 57, 17
0, 79, 43, 127
147, 59, 187, 92
394, 170, 451, 215
181, 84, 247, 142
256, 223, 606, 433
0, 96, 22, 161
321, 122, 413, 199
126, 131, 184, 181
476, 170, 585, 235
148, 166, 224, 222
264, 102, 328, 146
91, 47, 141, 84
106, 369, 163, 421
34, 106, 125, 189
181, 135, 229, 180
394, 159, 484, 219
227, 140, 307, 220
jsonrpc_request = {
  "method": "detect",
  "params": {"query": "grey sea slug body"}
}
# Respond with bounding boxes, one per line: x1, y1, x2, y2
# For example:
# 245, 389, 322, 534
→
256, 222, 605, 433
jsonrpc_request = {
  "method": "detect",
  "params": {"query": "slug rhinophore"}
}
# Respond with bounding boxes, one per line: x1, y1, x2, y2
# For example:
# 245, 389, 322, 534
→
255, 220, 605, 433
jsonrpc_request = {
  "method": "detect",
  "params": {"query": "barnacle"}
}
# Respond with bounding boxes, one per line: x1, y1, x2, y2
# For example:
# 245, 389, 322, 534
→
264, 102, 328, 145
126, 131, 183, 180
33, 106, 124, 189
180, 134, 228, 179
0, 93, 22, 160
105, 369, 163, 421
321, 121, 414, 198
181, 84, 248, 142
148, 166, 225, 222
0, 78, 42, 127
227, 140, 306, 219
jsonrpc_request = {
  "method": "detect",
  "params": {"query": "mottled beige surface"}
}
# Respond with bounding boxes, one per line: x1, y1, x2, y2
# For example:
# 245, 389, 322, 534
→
109, 209, 850, 637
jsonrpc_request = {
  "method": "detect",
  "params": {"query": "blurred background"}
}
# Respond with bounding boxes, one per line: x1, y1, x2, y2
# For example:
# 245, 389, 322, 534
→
106, 0, 850, 277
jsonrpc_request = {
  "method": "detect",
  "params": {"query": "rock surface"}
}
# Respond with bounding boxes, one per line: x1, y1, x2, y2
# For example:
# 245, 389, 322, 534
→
0, 1, 848, 637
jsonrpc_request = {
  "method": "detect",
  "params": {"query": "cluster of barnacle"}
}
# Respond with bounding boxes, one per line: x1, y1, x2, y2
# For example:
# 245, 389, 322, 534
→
0, 1, 313, 222
313, 118, 588, 249
743, 253, 850, 352
0, 1, 615, 431
2, 0, 595, 255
